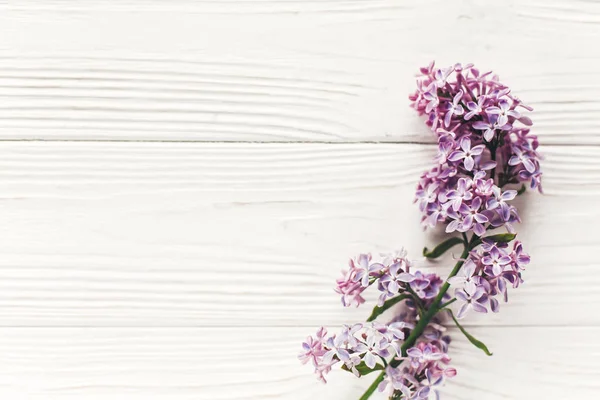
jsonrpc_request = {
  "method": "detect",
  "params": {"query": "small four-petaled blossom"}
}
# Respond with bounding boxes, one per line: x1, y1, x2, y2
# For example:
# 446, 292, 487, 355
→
447, 259, 477, 288
444, 90, 465, 127
447, 138, 485, 171
422, 83, 439, 113
472, 118, 498, 142
355, 334, 391, 369
486, 187, 517, 220
458, 197, 489, 236
455, 281, 488, 318
509, 146, 537, 173
445, 177, 473, 211
486, 98, 520, 127
464, 95, 486, 120
482, 247, 512, 276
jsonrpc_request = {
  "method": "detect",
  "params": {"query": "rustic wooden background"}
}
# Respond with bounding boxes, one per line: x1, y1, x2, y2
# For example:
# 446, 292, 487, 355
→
0, 1, 599, 399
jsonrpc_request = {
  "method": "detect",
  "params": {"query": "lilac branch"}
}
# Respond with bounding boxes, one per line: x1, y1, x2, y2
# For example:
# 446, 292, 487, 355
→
300, 62, 540, 400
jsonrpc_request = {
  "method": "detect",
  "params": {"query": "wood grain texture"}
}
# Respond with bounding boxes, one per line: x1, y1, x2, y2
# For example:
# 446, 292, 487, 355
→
0, 142, 597, 327
0, 0, 599, 143
0, 326, 597, 399
1, 2, 598, 399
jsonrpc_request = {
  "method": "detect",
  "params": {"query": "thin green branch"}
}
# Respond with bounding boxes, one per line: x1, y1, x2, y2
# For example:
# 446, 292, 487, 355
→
439, 298, 457, 309
366, 294, 410, 323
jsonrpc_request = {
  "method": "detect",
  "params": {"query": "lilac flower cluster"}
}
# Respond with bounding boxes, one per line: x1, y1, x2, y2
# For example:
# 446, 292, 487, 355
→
299, 322, 409, 383
449, 240, 530, 318
380, 335, 456, 400
411, 62, 542, 231
335, 251, 444, 308
303, 251, 455, 395
417, 170, 521, 235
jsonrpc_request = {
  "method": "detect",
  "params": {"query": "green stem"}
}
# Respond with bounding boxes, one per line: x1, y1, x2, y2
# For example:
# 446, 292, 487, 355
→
358, 241, 473, 400
489, 137, 498, 181
439, 297, 457, 309
358, 373, 385, 400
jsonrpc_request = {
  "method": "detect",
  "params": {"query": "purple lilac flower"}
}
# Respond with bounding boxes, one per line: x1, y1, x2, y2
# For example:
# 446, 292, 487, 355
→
378, 261, 415, 306
335, 266, 367, 307
519, 167, 543, 192
487, 203, 521, 234
434, 130, 456, 163
338, 323, 362, 348
406, 343, 445, 366
353, 254, 383, 288
415, 182, 440, 212
474, 176, 495, 197
472, 117, 498, 142
356, 334, 391, 369
444, 90, 465, 127
455, 281, 488, 318
486, 98, 520, 127
343, 355, 363, 377
447, 258, 476, 287
407, 271, 443, 300
509, 146, 536, 173
323, 336, 350, 364
448, 138, 485, 171
378, 366, 413, 399
434, 67, 452, 87
510, 241, 530, 271
385, 321, 410, 341
458, 197, 489, 236
423, 83, 439, 113
417, 369, 445, 399
482, 247, 512, 276
445, 177, 473, 211
299, 327, 328, 367
464, 95, 486, 120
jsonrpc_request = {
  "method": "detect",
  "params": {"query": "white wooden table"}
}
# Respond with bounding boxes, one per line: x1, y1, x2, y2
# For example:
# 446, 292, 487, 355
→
0, 1, 599, 399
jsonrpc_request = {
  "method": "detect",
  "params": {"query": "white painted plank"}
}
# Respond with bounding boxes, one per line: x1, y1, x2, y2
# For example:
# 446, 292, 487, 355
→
0, 326, 597, 399
0, 1, 599, 142
0, 142, 597, 327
